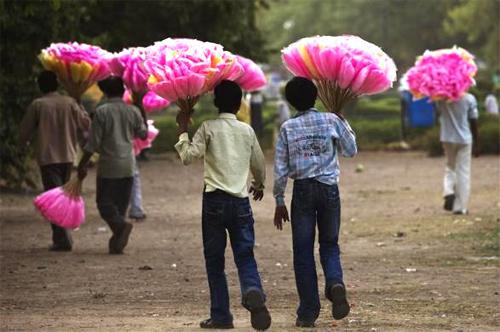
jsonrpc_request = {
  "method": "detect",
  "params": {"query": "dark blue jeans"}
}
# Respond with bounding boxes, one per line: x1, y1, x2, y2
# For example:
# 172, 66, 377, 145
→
202, 190, 264, 324
291, 179, 343, 321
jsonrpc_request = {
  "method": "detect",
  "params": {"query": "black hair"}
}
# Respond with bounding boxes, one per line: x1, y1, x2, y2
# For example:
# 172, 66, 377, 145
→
37, 70, 58, 93
214, 80, 242, 113
98, 76, 125, 97
285, 76, 317, 111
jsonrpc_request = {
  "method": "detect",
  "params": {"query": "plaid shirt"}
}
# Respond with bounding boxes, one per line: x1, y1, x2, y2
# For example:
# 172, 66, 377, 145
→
273, 108, 357, 206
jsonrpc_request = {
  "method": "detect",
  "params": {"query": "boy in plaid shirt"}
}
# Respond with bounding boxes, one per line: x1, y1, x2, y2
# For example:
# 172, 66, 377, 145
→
273, 77, 357, 327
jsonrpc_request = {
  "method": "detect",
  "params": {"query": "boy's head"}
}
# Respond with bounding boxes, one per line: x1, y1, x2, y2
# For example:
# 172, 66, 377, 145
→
214, 80, 242, 113
98, 76, 125, 98
285, 77, 317, 111
37, 70, 58, 93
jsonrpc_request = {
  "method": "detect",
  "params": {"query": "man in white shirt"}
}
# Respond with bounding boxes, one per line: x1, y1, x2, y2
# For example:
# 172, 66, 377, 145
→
436, 93, 479, 214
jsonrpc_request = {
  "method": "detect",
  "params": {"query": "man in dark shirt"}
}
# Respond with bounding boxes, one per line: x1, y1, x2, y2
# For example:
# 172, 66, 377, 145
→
20, 70, 90, 251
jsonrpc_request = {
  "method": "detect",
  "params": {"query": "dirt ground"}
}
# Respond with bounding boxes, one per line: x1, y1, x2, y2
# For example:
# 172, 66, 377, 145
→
1, 152, 499, 331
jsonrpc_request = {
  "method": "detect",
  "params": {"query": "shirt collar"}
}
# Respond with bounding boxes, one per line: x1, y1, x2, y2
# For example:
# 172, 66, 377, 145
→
294, 107, 318, 118
108, 97, 124, 103
218, 112, 237, 120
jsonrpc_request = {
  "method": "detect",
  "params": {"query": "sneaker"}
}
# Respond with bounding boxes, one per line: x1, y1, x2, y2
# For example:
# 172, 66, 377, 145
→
327, 284, 350, 320
295, 318, 315, 327
199, 318, 234, 329
243, 289, 271, 330
443, 194, 455, 211
453, 209, 468, 215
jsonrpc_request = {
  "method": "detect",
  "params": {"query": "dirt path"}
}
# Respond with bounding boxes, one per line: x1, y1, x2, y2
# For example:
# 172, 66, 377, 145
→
1, 152, 499, 331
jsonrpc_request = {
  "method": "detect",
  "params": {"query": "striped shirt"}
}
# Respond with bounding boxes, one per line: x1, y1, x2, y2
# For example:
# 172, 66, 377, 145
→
273, 108, 357, 206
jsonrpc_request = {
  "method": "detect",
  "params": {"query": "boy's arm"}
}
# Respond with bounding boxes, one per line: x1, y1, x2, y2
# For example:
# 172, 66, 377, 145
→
467, 95, 480, 157
78, 115, 102, 179
250, 132, 266, 198
336, 117, 357, 157
174, 123, 207, 165
273, 127, 290, 230
273, 127, 289, 206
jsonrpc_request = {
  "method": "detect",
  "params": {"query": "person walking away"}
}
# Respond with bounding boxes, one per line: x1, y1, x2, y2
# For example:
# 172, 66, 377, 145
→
438, 93, 479, 214
77, 76, 147, 254
273, 77, 357, 327
250, 91, 264, 139
175, 80, 271, 330
19, 70, 90, 251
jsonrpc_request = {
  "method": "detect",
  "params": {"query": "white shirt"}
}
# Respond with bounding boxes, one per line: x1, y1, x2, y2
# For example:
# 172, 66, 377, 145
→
437, 93, 478, 144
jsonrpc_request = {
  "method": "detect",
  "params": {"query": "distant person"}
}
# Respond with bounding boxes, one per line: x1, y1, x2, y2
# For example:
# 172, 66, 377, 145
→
485, 93, 498, 115
250, 91, 264, 138
77, 76, 147, 254
236, 92, 251, 124
175, 80, 271, 330
276, 94, 290, 126
19, 70, 90, 251
437, 93, 479, 215
273, 77, 357, 327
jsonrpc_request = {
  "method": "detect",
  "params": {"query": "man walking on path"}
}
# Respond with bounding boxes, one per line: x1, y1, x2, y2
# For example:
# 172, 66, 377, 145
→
437, 93, 479, 215
175, 80, 271, 330
20, 70, 90, 251
77, 76, 147, 254
273, 77, 357, 327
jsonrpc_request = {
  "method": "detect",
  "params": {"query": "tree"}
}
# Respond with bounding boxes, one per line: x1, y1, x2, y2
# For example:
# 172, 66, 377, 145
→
444, 0, 500, 71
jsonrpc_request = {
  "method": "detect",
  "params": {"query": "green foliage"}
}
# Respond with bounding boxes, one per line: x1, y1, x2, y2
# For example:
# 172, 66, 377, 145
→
0, 0, 93, 188
444, 0, 500, 71
260, 0, 468, 70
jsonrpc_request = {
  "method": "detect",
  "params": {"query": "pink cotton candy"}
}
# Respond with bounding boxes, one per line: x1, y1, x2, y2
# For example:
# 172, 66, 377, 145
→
234, 56, 267, 92
39, 42, 112, 99
282, 35, 396, 96
34, 184, 85, 230
281, 35, 397, 113
142, 91, 170, 112
406, 47, 477, 101
133, 120, 160, 156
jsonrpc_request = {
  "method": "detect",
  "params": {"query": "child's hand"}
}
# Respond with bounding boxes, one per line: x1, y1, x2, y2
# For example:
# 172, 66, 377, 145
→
249, 186, 264, 201
274, 205, 289, 230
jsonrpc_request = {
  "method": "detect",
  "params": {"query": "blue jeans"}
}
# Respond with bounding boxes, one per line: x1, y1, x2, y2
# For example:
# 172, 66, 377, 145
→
202, 190, 264, 323
291, 179, 343, 321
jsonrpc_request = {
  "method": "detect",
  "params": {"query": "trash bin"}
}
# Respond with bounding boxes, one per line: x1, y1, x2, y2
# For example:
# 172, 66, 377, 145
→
407, 96, 435, 128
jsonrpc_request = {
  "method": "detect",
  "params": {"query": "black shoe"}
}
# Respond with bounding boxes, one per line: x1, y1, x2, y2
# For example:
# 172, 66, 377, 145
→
108, 235, 122, 255
111, 222, 133, 254
49, 244, 72, 252
295, 318, 315, 327
453, 209, 468, 215
443, 194, 455, 211
243, 289, 271, 330
199, 318, 234, 329
327, 284, 350, 320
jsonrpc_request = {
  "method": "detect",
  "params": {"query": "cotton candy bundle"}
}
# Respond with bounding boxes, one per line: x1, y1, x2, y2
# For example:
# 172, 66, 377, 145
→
34, 177, 85, 229
143, 38, 243, 113
234, 55, 267, 92
39, 42, 111, 100
123, 90, 170, 113
406, 47, 477, 101
133, 120, 160, 156
282, 35, 397, 114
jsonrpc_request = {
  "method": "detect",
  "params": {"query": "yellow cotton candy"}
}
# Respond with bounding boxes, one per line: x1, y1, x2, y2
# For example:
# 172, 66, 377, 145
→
211, 55, 222, 68
298, 44, 320, 79
79, 61, 93, 81
55, 59, 68, 81
70, 62, 82, 83
148, 75, 158, 84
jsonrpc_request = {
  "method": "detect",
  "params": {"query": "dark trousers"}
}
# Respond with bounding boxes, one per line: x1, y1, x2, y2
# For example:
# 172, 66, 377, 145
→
96, 177, 133, 234
202, 190, 264, 324
40, 163, 73, 247
291, 179, 343, 321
